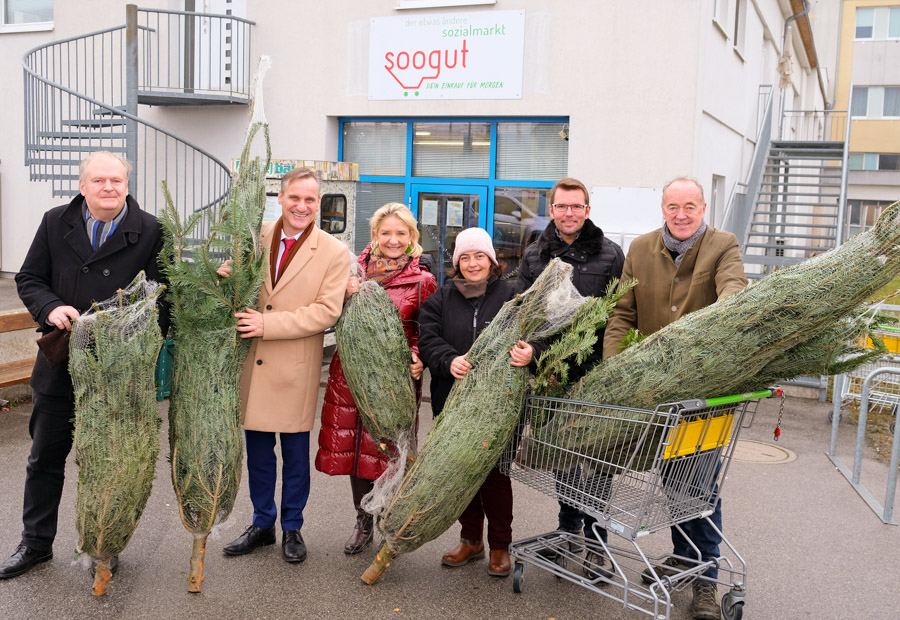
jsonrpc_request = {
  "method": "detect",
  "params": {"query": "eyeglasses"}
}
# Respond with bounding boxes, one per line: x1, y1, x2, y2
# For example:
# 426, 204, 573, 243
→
663, 204, 702, 215
551, 203, 588, 213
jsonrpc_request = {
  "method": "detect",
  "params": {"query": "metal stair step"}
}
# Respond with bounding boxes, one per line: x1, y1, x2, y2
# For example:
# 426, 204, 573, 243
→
28, 144, 127, 153
756, 200, 837, 209
763, 171, 842, 178
60, 118, 127, 128
92, 106, 126, 116
30, 173, 79, 182
745, 242, 836, 251
26, 157, 92, 166
758, 180, 840, 188
741, 255, 809, 267
750, 223, 838, 231
757, 191, 841, 198
37, 131, 126, 140
746, 231, 837, 240
752, 210, 838, 218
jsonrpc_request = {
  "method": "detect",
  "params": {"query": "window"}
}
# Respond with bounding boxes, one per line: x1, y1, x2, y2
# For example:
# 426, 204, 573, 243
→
856, 5, 900, 40
342, 122, 407, 177
496, 122, 568, 181
849, 153, 900, 171
851, 86, 900, 118
856, 7, 874, 39
413, 122, 491, 178
492, 187, 550, 277
1, 0, 52, 32
733, 0, 747, 54
354, 182, 406, 254
851, 87, 868, 117
847, 199, 896, 237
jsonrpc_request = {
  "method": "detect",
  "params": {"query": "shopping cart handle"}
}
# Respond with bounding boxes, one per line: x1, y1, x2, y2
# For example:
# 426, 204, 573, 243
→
672, 387, 782, 411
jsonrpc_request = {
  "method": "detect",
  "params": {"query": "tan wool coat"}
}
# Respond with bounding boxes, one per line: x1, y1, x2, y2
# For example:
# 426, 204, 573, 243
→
603, 226, 748, 358
240, 222, 352, 433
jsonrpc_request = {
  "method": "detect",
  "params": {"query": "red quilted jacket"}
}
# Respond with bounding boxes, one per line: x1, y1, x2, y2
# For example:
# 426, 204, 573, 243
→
315, 246, 437, 480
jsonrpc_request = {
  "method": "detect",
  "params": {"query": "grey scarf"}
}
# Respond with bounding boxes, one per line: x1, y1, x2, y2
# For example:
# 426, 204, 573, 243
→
662, 221, 707, 267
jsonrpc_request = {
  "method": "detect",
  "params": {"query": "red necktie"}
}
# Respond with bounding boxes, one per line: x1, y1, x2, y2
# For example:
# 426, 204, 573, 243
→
277, 238, 296, 280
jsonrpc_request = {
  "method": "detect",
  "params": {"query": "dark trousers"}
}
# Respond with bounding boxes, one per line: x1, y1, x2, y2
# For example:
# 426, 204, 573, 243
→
245, 430, 310, 531
668, 453, 724, 579
458, 467, 513, 550
555, 463, 609, 544
21, 391, 75, 552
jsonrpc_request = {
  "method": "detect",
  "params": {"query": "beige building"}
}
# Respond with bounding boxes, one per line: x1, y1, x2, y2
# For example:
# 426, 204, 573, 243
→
834, 0, 900, 237
0, 0, 839, 279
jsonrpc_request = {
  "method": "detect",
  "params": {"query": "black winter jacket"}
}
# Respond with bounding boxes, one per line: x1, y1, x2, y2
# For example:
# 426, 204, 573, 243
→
418, 278, 518, 416
15, 195, 168, 397
515, 219, 624, 379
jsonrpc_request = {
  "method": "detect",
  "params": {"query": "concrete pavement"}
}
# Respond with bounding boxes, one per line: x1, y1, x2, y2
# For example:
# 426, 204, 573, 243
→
0, 383, 897, 619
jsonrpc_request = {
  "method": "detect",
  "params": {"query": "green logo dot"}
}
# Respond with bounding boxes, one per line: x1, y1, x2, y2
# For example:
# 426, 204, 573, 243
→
403, 92, 409, 97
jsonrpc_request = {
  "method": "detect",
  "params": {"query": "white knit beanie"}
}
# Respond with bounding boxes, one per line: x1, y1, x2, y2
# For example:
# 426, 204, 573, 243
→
452, 227, 498, 267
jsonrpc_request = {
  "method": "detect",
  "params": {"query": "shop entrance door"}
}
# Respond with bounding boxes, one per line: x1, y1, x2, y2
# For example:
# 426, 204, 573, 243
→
411, 185, 486, 283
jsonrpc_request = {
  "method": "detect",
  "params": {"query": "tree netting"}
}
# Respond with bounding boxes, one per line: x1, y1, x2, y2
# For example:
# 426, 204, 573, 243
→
159, 56, 271, 593
362, 259, 610, 584
533, 200, 900, 463
336, 278, 416, 451
69, 272, 164, 596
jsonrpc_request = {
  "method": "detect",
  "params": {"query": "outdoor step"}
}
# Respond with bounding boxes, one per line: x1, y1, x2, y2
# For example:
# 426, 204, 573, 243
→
36, 131, 126, 140
752, 211, 838, 218
26, 157, 91, 166
741, 255, 809, 267
750, 223, 837, 231
28, 144, 127, 153
746, 231, 837, 240
92, 106, 127, 116
745, 242, 836, 251
771, 140, 845, 149
29, 172, 79, 182
757, 191, 841, 198
755, 200, 839, 207
759, 180, 840, 188
763, 171, 842, 178
60, 118, 127, 128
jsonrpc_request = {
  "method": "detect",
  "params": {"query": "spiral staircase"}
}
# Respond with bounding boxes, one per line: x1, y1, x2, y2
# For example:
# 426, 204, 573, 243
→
22, 4, 256, 223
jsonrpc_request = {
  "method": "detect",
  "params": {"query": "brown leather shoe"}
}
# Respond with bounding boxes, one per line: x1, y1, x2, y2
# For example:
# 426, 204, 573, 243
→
441, 539, 485, 567
488, 549, 511, 577
344, 514, 374, 555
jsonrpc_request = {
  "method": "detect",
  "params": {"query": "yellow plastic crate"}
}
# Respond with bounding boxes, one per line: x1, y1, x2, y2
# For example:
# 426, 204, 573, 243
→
662, 412, 734, 459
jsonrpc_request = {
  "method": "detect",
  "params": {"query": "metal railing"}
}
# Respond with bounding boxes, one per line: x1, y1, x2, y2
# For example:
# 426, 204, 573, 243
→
721, 85, 774, 245
21, 4, 254, 224
137, 7, 254, 103
778, 109, 847, 142
829, 367, 900, 525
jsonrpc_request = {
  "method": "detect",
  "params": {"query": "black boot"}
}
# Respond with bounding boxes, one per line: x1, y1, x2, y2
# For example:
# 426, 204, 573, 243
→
344, 476, 374, 555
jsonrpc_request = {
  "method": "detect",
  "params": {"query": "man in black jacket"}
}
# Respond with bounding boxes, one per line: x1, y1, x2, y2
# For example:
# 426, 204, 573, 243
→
516, 176, 624, 576
1, 151, 167, 579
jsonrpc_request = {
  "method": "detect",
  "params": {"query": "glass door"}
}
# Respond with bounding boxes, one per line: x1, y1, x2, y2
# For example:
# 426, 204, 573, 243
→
412, 184, 487, 283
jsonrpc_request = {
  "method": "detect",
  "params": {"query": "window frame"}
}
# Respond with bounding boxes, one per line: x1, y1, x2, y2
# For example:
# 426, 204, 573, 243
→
0, 0, 53, 33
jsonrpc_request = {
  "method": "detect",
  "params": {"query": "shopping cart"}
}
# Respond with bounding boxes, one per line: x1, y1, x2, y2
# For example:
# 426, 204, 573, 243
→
500, 388, 780, 620
836, 353, 900, 428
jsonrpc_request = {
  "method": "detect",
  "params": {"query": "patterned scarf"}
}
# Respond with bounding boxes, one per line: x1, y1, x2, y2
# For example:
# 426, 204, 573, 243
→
365, 253, 412, 285
662, 221, 707, 267
83, 202, 128, 251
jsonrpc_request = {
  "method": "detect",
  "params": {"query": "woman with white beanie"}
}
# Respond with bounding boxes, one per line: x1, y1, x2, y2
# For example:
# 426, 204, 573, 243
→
418, 226, 533, 578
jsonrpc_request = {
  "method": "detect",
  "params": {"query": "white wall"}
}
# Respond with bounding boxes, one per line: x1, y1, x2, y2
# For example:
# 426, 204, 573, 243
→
0, 0, 840, 273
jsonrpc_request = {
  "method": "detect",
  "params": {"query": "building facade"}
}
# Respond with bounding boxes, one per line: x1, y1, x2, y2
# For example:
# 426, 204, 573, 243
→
0, 0, 838, 278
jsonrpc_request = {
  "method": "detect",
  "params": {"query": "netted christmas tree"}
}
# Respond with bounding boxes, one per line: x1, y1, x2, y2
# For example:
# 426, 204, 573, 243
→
159, 57, 271, 593
534, 200, 900, 462
70, 272, 164, 596
336, 278, 416, 450
361, 259, 623, 584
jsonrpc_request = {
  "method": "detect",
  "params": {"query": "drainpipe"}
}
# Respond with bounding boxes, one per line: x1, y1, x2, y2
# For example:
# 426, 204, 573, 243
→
784, 1, 832, 110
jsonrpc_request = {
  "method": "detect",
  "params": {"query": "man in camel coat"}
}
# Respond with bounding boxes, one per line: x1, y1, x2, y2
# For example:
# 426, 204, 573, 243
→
219, 166, 351, 563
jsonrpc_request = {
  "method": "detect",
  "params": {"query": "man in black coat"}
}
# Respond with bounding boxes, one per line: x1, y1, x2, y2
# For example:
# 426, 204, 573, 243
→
1, 151, 167, 579
516, 176, 624, 577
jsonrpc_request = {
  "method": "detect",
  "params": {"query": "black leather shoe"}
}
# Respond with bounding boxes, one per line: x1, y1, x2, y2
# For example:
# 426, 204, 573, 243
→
223, 525, 276, 556
90, 555, 119, 577
0, 544, 53, 579
282, 530, 307, 563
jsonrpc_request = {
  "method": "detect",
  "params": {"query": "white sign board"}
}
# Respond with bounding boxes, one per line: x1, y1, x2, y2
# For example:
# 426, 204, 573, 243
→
368, 10, 525, 100
590, 186, 664, 252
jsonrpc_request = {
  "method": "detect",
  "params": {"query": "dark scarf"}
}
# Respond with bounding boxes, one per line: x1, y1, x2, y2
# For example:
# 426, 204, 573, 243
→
452, 274, 496, 299
365, 253, 412, 285
662, 222, 707, 267
269, 217, 314, 285
537, 219, 605, 261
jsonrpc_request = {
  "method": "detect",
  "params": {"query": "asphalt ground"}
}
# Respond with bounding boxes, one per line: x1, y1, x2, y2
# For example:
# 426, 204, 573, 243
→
0, 379, 898, 620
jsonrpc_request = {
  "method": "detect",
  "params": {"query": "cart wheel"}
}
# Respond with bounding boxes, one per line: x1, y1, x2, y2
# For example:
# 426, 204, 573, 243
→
721, 592, 744, 620
828, 411, 842, 423
891, 421, 896, 434
513, 561, 525, 593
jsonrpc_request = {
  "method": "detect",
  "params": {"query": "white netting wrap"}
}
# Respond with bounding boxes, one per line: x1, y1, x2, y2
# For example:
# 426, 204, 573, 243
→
69, 272, 164, 593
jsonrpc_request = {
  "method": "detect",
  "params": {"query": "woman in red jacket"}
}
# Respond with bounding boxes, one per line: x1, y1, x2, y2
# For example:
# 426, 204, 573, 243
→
315, 203, 437, 555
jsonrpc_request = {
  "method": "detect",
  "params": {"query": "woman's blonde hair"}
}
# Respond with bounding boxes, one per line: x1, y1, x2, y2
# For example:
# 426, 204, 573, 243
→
369, 202, 423, 258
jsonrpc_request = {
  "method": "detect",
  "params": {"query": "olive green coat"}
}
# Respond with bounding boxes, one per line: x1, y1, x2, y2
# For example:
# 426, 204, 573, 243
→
603, 226, 747, 358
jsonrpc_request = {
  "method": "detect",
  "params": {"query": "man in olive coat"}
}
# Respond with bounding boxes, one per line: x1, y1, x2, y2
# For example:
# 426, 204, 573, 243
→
220, 167, 351, 563
603, 177, 747, 620
2, 151, 167, 579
